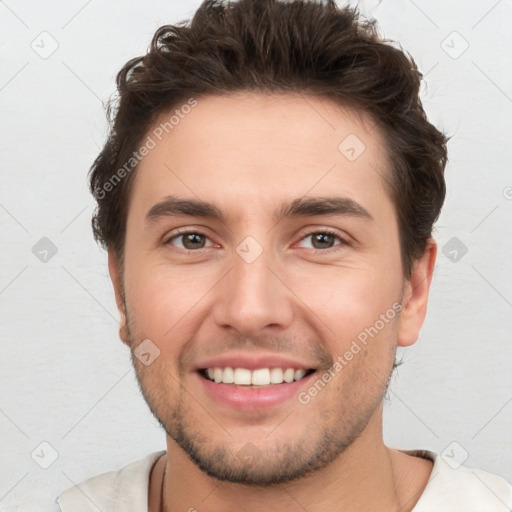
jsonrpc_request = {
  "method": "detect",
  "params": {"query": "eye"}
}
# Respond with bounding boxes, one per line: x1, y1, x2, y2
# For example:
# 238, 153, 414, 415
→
296, 229, 347, 252
165, 229, 215, 251
164, 228, 348, 253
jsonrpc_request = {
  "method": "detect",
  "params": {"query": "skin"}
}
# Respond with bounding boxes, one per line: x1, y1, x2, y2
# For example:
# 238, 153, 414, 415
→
108, 93, 436, 511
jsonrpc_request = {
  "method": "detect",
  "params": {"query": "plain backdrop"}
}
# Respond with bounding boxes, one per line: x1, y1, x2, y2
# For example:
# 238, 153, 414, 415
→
1, 0, 511, 509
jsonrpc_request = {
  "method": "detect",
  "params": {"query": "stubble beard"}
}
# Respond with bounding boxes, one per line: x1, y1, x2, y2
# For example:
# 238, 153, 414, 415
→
128, 328, 396, 486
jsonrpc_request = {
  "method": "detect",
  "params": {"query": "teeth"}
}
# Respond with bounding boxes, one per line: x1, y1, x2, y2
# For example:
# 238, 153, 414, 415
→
204, 367, 311, 385
251, 368, 270, 386
213, 367, 223, 383
233, 368, 252, 385
222, 366, 234, 384
269, 367, 283, 384
283, 368, 295, 383
294, 369, 307, 381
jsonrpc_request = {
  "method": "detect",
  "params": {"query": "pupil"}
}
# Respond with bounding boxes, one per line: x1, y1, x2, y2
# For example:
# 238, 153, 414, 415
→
313, 233, 333, 249
182, 233, 334, 250
184, 233, 204, 249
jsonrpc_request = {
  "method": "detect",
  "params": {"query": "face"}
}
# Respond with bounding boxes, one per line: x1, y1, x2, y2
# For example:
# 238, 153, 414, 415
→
109, 93, 433, 485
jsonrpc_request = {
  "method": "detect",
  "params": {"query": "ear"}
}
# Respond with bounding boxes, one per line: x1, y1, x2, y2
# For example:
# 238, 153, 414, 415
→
397, 238, 437, 347
108, 248, 130, 346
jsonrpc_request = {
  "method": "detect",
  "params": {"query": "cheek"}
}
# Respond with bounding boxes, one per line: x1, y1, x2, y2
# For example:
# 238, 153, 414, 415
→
296, 265, 403, 362
303, 263, 401, 322
123, 262, 215, 352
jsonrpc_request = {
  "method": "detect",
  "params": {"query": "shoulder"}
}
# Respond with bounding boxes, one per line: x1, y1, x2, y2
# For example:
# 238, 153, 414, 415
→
54, 450, 165, 512
403, 449, 512, 512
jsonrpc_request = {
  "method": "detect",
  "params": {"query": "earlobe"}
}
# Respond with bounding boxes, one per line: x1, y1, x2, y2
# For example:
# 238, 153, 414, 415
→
397, 239, 437, 347
107, 248, 130, 346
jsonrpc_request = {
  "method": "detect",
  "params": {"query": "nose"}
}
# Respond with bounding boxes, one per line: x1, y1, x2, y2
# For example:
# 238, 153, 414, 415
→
211, 238, 294, 336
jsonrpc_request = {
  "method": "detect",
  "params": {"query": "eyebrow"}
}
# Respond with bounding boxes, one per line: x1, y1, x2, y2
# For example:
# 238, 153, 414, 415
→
145, 194, 373, 225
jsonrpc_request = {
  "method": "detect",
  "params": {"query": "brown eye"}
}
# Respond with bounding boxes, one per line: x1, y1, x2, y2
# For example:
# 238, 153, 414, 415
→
167, 231, 210, 250
310, 233, 337, 249
297, 230, 346, 252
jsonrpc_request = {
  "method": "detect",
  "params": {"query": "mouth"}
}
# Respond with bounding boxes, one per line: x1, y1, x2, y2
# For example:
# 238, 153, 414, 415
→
192, 353, 320, 410
198, 366, 316, 388
194, 363, 318, 410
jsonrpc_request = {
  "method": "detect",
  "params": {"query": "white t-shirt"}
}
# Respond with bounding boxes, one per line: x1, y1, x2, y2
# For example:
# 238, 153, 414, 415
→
50, 449, 512, 511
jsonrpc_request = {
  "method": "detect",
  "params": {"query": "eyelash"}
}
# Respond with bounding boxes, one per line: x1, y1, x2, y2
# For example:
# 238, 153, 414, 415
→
164, 227, 348, 254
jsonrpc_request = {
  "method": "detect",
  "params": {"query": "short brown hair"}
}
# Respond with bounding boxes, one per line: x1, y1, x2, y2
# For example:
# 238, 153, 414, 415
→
90, 0, 448, 277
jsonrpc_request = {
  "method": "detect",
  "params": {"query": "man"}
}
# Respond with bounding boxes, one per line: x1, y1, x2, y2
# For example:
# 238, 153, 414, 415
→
55, 0, 512, 510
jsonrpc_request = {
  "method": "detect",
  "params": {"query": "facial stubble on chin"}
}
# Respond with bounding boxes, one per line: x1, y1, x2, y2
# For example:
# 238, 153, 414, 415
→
124, 309, 398, 487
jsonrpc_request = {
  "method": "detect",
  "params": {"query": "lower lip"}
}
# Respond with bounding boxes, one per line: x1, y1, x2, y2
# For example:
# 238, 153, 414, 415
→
195, 371, 316, 410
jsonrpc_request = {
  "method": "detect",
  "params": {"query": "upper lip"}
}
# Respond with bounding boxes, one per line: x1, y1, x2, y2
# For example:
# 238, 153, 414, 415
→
193, 353, 316, 372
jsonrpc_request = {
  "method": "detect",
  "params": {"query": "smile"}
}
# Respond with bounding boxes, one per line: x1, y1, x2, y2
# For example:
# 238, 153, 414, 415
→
200, 366, 315, 387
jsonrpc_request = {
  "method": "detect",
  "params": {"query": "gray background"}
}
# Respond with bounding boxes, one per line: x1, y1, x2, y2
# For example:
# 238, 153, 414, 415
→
1, 0, 511, 509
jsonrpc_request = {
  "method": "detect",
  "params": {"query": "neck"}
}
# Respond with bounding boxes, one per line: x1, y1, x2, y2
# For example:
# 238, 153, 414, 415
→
153, 410, 428, 512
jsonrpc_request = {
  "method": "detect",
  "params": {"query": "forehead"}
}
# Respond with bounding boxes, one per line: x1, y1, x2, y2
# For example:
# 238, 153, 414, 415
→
130, 93, 393, 224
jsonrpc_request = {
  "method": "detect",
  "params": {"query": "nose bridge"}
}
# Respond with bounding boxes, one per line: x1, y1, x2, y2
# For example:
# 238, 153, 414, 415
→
212, 234, 293, 333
